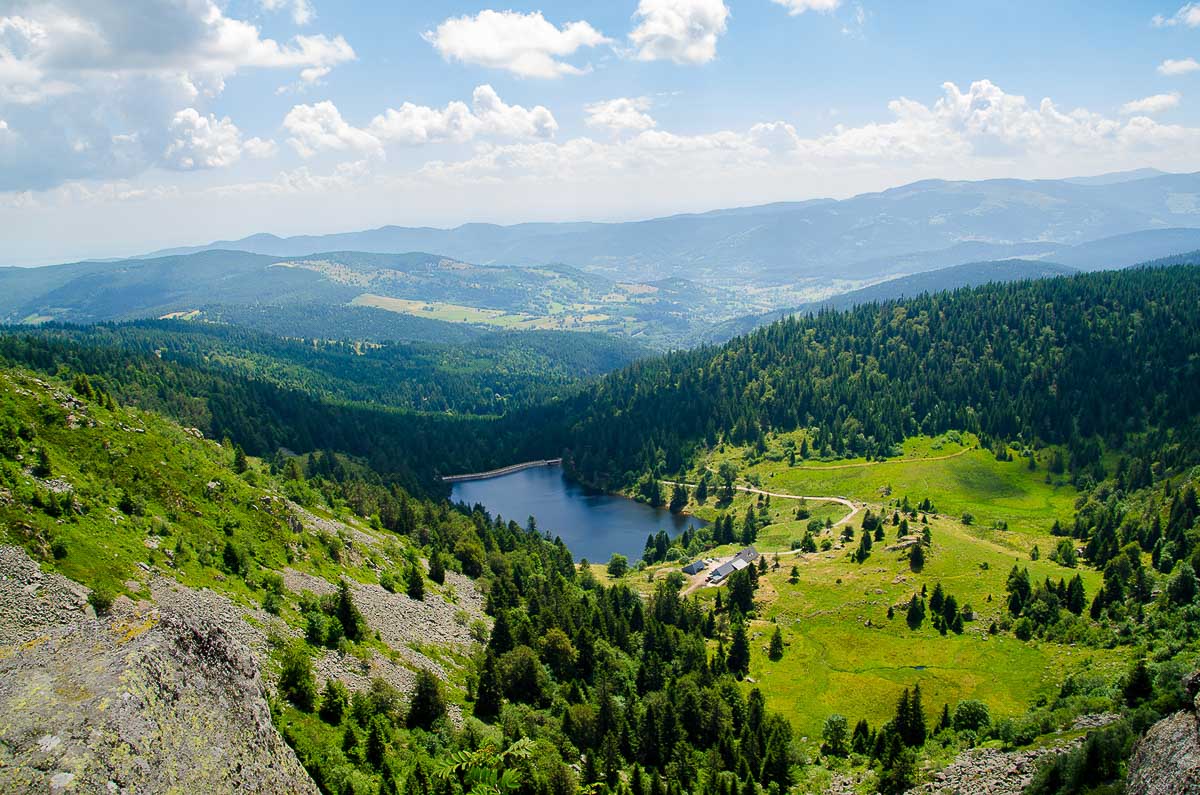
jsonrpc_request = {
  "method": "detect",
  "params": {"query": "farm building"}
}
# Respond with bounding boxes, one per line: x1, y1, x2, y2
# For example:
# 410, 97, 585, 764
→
707, 547, 759, 584
681, 560, 708, 576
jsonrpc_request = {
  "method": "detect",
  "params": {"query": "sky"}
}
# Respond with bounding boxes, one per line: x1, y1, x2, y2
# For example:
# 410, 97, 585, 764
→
2, 1, 1200, 265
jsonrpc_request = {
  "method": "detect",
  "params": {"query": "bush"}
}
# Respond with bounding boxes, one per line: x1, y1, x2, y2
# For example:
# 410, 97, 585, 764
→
953, 700, 990, 732
50, 538, 68, 560
278, 645, 318, 711
87, 587, 115, 616
319, 679, 350, 725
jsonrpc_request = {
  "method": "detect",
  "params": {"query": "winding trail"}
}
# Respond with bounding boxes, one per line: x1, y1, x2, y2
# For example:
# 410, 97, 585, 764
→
660, 479, 865, 594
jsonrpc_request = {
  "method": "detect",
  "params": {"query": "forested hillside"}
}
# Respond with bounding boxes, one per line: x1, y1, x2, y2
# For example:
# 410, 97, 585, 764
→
552, 266, 1200, 491
10, 320, 646, 416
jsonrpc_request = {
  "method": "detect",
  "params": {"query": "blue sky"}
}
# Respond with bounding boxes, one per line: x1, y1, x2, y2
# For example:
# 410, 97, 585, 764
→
2, 0, 1200, 264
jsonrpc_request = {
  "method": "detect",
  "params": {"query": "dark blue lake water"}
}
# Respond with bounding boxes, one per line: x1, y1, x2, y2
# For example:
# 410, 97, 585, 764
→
450, 465, 703, 563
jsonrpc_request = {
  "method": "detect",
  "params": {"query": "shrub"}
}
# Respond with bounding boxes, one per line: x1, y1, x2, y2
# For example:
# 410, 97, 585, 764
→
953, 700, 991, 732
278, 645, 318, 711
88, 587, 115, 616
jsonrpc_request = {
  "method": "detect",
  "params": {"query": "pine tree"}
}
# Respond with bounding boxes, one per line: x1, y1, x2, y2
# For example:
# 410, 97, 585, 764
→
727, 619, 751, 677
407, 562, 425, 601
408, 669, 446, 729
427, 552, 445, 585
929, 583, 945, 614
905, 595, 925, 630
909, 543, 925, 572
366, 714, 390, 767
474, 649, 502, 719
1066, 574, 1086, 614
907, 685, 927, 747
335, 579, 365, 641
319, 678, 349, 724
233, 444, 248, 473
768, 625, 784, 661
936, 703, 951, 734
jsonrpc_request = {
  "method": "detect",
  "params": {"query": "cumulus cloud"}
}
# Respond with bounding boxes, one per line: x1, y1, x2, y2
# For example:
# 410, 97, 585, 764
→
423, 10, 609, 78
162, 109, 244, 170
1120, 92, 1182, 115
417, 79, 1200, 189
284, 85, 557, 157
1152, 3, 1200, 27
261, 0, 315, 26
1159, 57, 1200, 75
771, 0, 842, 15
629, 0, 730, 65
0, 0, 354, 190
585, 97, 656, 132
244, 137, 278, 159
283, 101, 383, 158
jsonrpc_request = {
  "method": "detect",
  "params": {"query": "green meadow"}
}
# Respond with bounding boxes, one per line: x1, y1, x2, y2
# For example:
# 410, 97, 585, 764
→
663, 432, 1122, 739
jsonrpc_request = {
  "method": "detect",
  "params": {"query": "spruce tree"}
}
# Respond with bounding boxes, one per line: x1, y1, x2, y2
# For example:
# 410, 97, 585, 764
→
408, 669, 446, 729
335, 579, 365, 641
768, 625, 784, 661
474, 649, 502, 719
428, 552, 445, 585
929, 583, 945, 614
727, 619, 751, 677
406, 562, 425, 601
909, 543, 925, 572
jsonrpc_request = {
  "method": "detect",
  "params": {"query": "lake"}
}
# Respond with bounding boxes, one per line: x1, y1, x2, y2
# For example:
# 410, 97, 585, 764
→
450, 464, 703, 563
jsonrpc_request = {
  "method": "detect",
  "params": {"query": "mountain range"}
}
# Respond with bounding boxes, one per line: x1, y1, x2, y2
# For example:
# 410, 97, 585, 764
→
142, 170, 1200, 283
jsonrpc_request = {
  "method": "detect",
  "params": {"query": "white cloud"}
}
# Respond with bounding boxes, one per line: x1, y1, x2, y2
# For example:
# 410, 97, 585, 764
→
284, 86, 557, 157
772, 0, 842, 15
1159, 57, 1200, 75
1152, 3, 1200, 27
261, 0, 315, 26
467, 85, 559, 139
1120, 92, 1181, 115
417, 79, 1200, 189
244, 136, 278, 159
629, 0, 730, 65
283, 101, 383, 158
585, 97, 656, 132
162, 109, 244, 170
423, 10, 609, 79
0, 0, 354, 190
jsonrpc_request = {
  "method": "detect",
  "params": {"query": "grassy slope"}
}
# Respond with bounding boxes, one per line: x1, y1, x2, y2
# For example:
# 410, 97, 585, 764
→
643, 432, 1124, 739
0, 366, 475, 689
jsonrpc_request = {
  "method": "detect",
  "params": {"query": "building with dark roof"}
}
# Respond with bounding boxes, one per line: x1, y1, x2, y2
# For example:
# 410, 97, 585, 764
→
706, 547, 759, 584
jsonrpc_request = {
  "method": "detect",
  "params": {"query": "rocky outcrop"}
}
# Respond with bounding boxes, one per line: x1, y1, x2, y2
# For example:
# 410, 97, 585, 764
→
0, 545, 91, 645
905, 742, 1082, 795
0, 547, 317, 795
1126, 671, 1200, 795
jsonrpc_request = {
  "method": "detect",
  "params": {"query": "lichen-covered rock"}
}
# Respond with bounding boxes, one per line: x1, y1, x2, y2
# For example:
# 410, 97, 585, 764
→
0, 548, 317, 795
905, 739, 1085, 795
1126, 709, 1200, 795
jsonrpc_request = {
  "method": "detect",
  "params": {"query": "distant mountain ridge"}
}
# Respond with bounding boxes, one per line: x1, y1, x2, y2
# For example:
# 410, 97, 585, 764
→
142, 171, 1200, 283
704, 259, 1081, 342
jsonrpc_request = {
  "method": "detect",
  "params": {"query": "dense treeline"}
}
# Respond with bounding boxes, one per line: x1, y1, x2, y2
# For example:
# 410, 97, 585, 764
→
8, 320, 644, 416
0, 333, 528, 495
548, 267, 1200, 489
273, 481, 798, 794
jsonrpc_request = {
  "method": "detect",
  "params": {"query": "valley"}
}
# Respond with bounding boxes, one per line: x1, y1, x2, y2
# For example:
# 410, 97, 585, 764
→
2, 194, 1199, 795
